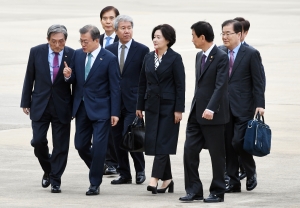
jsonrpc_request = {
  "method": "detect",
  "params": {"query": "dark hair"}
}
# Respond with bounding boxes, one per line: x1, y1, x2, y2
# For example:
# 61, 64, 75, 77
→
221, 20, 242, 34
47, 24, 68, 40
234, 17, 250, 32
79, 25, 100, 40
190, 21, 214, 42
100, 6, 120, 19
151, 24, 176, 48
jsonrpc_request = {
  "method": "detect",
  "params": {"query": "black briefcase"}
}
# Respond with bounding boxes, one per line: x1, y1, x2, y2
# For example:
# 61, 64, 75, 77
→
120, 117, 145, 152
243, 113, 271, 157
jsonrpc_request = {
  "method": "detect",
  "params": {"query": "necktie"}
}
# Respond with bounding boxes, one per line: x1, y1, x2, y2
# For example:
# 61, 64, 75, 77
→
85, 53, 92, 80
52, 52, 59, 83
201, 54, 206, 74
229, 50, 234, 76
119, 45, 126, 73
105, 36, 112, 47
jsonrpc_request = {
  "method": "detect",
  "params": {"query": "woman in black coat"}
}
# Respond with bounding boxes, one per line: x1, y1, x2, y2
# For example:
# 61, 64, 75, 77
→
136, 24, 185, 194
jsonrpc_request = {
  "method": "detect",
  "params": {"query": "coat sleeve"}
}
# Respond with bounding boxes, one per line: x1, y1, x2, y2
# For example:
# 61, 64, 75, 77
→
136, 54, 148, 111
20, 47, 35, 108
109, 56, 121, 117
173, 54, 185, 112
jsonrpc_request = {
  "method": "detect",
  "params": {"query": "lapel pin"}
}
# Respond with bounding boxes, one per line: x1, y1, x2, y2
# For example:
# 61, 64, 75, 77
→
65, 55, 67, 57
211, 56, 213, 58
100, 58, 103, 60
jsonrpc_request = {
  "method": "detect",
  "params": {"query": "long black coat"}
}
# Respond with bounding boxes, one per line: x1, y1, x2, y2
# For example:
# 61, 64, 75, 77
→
137, 48, 185, 155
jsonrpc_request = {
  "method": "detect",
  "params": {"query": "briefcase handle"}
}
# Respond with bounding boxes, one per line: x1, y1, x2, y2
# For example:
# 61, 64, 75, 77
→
132, 116, 145, 127
254, 113, 265, 124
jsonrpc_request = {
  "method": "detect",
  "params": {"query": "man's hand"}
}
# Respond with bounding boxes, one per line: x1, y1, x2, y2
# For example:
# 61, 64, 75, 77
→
136, 110, 143, 119
63, 61, 72, 78
202, 109, 214, 120
111, 116, 119, 126
174, 112, 182, 124
255, 107, 265, 117
23, 108, 30, 115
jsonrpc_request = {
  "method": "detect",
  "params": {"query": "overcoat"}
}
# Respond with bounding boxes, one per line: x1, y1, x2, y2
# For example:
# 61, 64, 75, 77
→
137, 48, 185, 155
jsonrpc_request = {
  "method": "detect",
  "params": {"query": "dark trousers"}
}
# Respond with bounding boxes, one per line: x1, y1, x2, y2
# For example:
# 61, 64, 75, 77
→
31, 98, 70, 186
151, 155, 172, 180
225, 110, 256, 186
184, 108, 226, 196
111, 107, 145, 179
74, 101, 109, 187
105, 131, 118, 167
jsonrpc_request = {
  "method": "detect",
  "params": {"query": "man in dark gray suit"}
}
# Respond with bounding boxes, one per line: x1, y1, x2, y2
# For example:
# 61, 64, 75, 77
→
220, 20, 265, 193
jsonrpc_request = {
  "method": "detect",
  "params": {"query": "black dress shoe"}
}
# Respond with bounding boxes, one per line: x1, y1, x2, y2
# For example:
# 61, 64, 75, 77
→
157, 180, 174, 193
51, 185, 61, 193
42, 172, 50, 188
204, 193, 224, 203
147, 185, 157, 194
105, 165, 118, 175
225, 184, 241, 193
136, 171, 146, 184
179, 193, 203, 201
246, 174, 257, 191
111, 176, 132, 185
224, 174, 230, 186
86, 185, 99, 195
239, 170, 247, 180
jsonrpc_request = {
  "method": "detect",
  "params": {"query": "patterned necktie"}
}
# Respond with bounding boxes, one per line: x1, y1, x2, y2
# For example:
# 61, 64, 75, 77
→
52, 52, 59, 82
119, 45, 126, 73
105, 36, 112, 47
229, 50, 234, 76
85, 53, 92, 80
201, 54, 207, 74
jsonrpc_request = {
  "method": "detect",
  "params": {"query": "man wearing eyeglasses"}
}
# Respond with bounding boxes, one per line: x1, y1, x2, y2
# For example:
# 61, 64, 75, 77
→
63, 25, 121, 195
20, 24, 74, 193
219, 20, 265, 193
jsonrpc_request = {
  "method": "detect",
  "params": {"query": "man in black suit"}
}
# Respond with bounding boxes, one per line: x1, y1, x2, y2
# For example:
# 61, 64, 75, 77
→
99, 6, 120, 175
220, 20, 265, 193
99, 6, 120, 48
179, 21, 229, 203
106, 15, 149, 185
20, 24, 74, 193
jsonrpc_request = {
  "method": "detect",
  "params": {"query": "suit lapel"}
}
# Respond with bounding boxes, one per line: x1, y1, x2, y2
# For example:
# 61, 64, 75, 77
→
155, 48, 175, 75
53, 47, 70, 84
123, 40, 137, 73
147, 51, 159, 81
199, 45, 217, 80
85, 47, 106, 82
195, 51, 202, 82
43, 44, 52, 84
230, 44, 246, 80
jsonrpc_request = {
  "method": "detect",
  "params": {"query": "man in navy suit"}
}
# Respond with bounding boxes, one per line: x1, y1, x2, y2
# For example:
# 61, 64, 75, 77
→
219, 20, 265, 193
99, 5, 120, 175
106, 15, 149, 185
21, 24, 74, 193
63, 25, 121, 195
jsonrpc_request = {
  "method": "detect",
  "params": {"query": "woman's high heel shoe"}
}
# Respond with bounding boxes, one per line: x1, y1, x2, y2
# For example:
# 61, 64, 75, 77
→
157, 180, 174, 193
147, 185, 158, 194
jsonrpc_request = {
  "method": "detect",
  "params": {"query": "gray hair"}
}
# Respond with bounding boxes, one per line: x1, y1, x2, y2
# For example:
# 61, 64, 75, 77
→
79, 25, 100, 40
47, 24, 68, 40
114, 15, 134, 30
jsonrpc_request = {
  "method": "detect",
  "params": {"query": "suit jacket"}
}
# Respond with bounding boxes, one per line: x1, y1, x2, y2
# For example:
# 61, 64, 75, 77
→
137, 48, 185, 155
20, 44, 74, 124
190, 45, 229, 125
219, 44, 265, 118
106, 39, 149, 112
68, 47, 121, 120
99, 34, 119, 47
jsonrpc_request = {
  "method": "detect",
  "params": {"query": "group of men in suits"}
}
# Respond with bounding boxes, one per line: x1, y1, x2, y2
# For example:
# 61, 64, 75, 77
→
179, 19, 265, 203
21, 6, 149, 195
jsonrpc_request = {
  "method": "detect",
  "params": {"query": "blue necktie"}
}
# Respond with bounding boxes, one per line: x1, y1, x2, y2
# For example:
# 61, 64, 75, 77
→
105, 36, 112, 47
85, 53, 92, 80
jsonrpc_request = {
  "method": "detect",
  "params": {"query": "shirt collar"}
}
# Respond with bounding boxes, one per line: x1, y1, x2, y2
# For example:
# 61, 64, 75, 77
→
48, 45, 64, 56
104, 32, 116, 40
228, 43, 241, 54
89, 44, 101, 57
203, 44, 215, 57
118, 39, 132, 49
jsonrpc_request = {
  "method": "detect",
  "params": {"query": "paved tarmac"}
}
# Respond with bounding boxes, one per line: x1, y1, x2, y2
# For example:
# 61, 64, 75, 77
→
0, 0, 300, 207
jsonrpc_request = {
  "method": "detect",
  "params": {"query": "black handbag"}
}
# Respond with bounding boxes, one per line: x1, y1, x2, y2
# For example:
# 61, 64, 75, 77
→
120, 117, 145, 152
243, 113, 272, 157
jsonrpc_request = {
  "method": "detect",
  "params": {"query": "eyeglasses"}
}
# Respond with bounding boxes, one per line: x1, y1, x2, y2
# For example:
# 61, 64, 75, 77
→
220, 32, 236, 37
78, 40, 89, 45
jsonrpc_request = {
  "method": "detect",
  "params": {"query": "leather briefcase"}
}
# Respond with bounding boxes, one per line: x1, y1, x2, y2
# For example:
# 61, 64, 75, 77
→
243, 113, 271, 157
120, 117, 145, 152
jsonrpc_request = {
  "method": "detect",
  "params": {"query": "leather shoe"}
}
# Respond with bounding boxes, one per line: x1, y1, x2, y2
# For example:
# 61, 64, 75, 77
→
42, 172, 50, 188
204, 193, 224, 203
225, 184, 241, 193
105, 165, 118, 175
111, 176, 132, 185
179, 193, 203, 201
246, 174, 257, 191
239, 170, 247, 180
136, 171, 146, 184
51, 185, 61, 193
86, 185, 99, 195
